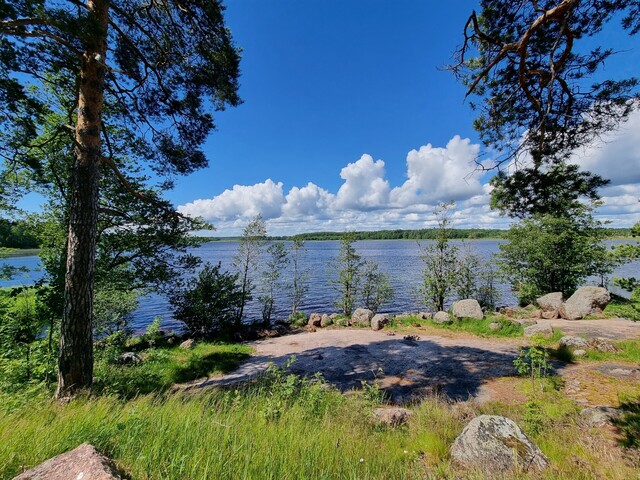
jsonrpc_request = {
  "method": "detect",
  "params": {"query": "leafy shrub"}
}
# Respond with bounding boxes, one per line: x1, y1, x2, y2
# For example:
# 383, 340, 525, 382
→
287, 311, 307, 327
169, 262, 243, 339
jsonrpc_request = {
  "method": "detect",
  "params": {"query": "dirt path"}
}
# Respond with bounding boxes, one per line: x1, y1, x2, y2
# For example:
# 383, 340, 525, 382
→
182, 317, 640, 404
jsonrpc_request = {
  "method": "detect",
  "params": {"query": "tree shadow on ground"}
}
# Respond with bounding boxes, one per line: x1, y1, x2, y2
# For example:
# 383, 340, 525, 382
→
613, 401, 640, 448
195, 336, 519, 403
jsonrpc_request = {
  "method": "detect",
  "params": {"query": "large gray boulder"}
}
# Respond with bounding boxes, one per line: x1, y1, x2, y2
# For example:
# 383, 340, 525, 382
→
433, 311, 452, 324
536, 292, 564, 311
13, 443, 122, 480
452, 299, 483, 320
524, 322, 553, 338
371, 314, 389, 331
351, 308, 374, 325
559, 286, 610, 320
450, 415, 549, 473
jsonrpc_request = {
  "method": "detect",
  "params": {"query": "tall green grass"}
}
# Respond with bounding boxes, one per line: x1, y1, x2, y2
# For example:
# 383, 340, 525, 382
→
93, 342, 252, 398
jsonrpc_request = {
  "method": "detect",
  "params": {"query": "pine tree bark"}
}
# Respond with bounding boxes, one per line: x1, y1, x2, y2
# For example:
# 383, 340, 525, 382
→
56, 0, 109, 398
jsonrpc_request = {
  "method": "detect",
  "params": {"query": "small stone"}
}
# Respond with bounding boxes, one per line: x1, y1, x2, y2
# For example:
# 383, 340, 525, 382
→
524, 322, 553, 338
320, 314, 333, 327
371, 314, 390, 331
510, 318, 538, 327
573, 349, 587, 357
373, 407, 413, 427
587, 337, 617, 353
179, 339, 195, 350
433, 311, 452, 324
117, 352, 142, 365
488, 322, 502, 331
541, 310, 559, 319
308, 313, 322, 327
580, 406, 622, 427
558, 336, 589, 349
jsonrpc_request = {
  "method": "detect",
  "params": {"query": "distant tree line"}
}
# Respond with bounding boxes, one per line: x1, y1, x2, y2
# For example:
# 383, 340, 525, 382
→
0, 220, 40, 249
192, 227, 635, 244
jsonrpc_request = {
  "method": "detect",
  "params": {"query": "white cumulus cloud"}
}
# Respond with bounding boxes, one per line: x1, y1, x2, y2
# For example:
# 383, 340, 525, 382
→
178, 179, 285, 220
390, 135, 484, 206
335, 154, 390, 210
282, 182, 335, 218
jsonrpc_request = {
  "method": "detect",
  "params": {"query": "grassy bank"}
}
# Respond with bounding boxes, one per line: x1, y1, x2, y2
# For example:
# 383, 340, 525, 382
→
1, 371, 638, 480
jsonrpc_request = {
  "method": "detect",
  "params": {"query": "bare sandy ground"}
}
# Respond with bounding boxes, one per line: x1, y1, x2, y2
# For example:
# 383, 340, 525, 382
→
183, 318, 640, 404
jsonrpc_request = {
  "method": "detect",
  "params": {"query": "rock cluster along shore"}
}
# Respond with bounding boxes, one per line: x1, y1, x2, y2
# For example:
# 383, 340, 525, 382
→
535, 286, 611, 320
300, 286, 612, 335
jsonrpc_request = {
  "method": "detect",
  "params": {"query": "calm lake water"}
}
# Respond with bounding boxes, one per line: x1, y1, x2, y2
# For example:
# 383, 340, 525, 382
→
2, 239, 639, 333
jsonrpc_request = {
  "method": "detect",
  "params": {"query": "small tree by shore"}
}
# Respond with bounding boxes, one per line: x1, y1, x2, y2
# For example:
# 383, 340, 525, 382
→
233, 215, 267, 322
289, 238, 309, 320
259, 242, 289, 326
330, 232, 364, 316
360, 260, 393, 314
419, 202, 459, 311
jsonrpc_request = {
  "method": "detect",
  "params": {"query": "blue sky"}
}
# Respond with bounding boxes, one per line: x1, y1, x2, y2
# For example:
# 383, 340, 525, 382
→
19, 1, 640, 235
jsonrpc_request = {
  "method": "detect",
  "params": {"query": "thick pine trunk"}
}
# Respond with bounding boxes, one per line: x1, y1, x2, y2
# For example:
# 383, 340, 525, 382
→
56, 0, 109, 398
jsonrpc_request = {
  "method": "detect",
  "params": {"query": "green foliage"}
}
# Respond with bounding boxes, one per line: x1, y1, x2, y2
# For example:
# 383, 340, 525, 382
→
287, 311, 307, 327
513, 346, 550, 394
259, 241, 289, 326
360, 368, 386, 406
289, 238, 309, 315
0, 288, 56, 391
143, 317, 163, 348
233, 215, 267, 321
497, 210, 611, 305
330, 232, 365, 316
359, 260, 393, 314
603, 292, 640, 321
523, 400, 543, 435
419, 202, 459, 312
169, 262, 243, 339
93, 288, 139, 339
490, 163, 610, 219
0, 219, 40, 248
451, 0, 639, 170
612, 218, 640, 295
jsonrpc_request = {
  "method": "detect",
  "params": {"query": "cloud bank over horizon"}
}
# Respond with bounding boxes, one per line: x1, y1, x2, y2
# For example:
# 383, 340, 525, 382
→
179, 115, 640, 236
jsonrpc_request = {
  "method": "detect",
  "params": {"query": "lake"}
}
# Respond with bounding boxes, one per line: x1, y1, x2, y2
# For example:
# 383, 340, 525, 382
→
2, 239, 638, 333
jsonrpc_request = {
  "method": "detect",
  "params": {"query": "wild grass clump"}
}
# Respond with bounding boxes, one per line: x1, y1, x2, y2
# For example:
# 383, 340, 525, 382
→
0, 364, 421, 480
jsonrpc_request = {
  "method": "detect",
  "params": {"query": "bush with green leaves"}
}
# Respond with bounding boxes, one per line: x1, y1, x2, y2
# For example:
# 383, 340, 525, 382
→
259, 242, 289, 326
0, 288, 56, 391
359, 260, 393, 314
93, 287, 139, 339
497, 208, 611, 305
169, 262, 243, 339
